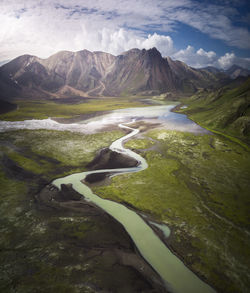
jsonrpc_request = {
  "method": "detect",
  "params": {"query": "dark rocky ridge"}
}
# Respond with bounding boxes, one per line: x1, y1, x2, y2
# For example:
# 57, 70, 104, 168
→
85, 147, 139, 183
0, 133, 167, 292
0, 48, 227, 100
87, 147, 139, 170
36, 183, 167, 292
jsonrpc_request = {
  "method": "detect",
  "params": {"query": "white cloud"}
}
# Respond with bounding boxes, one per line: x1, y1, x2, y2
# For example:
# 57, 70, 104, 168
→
172, 47, 250, 70
218, 53, 236, 69
218, 53, 250, 70
197, 48, 216, 59
0, 9, 175, 60
172, 46, 217, 68
140, 34, 175, 56
74, 29, 175, 57
93, 31, 175, 56
172, 6, 250, 50
0, 0, 250, 70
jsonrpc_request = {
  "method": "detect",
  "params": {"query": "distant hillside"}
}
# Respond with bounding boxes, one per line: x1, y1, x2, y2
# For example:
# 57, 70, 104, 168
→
225, 65, 250, 79
201, 65, 250, 80
202, 66, 221, 74
165, 58, 225, 93
180, 77, 250, 143
0, 48, 223, 100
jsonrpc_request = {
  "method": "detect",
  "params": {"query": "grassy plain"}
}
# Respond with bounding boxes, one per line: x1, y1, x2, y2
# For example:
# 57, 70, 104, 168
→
0, 96, 156, 292
95, 129, 250, 293
1, 94, 250, 292
0, 129, 144, 293
0, 129, 123, 177
0, 97, 146, 121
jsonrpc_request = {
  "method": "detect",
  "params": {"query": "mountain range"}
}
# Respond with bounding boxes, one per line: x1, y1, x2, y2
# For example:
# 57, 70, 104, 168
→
224, 65, 250, 79
0, 47, 249, 101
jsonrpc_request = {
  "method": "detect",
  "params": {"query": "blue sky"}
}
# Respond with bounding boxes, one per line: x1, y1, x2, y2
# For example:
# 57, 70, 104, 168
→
0, 0, 250, 69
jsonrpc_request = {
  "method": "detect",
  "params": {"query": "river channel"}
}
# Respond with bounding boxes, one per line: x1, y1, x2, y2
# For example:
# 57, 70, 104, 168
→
52, 107, 215, 293
0, 105, 215, 292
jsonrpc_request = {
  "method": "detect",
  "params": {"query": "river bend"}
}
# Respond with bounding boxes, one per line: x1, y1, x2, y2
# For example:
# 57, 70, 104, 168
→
53, 122, 215, 293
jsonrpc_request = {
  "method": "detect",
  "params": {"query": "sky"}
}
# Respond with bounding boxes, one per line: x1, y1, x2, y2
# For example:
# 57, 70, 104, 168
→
0, 0, 250, 69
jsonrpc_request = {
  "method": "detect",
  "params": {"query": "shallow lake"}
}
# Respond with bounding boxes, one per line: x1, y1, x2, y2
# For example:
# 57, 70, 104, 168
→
0, 105, 209, 134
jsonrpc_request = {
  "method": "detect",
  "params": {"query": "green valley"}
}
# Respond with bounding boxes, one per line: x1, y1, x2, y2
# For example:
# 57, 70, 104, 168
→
0, 42, 250, 293
94, 127, 250, 292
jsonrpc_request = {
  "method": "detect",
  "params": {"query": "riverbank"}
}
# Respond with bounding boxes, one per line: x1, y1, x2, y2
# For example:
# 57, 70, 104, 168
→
35, 182, 167, 292
94, 124, 250, 293
52, 122, 216, 293
1, 104, 249, 292
1, 128, 151, 292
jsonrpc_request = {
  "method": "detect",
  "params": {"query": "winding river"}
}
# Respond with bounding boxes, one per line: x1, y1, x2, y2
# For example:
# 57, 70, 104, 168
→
53, 121, 215, 293
0, 104, 214, 292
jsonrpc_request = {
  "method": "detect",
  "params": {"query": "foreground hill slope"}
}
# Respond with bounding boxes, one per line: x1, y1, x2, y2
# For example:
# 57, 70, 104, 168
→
0, 48, 223, 100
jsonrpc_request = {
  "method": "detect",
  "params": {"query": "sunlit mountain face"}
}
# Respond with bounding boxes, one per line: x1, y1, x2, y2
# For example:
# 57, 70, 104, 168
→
0, 47, 229, 100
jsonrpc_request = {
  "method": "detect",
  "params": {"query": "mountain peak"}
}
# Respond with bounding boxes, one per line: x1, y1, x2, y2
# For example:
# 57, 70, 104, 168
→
145, 47, 162, 58
121, 47, 162, 58
121, 48, 141, 55
146, 47, 162, 59
148, 47, 160, 53
0, 47, 222, 100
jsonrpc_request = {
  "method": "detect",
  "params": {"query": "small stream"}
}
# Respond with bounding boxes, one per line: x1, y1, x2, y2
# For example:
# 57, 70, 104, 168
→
53, 121, 215, 293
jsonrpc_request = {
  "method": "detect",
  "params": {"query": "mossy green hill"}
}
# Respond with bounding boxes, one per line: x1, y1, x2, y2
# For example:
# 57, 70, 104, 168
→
179, 78, 250, 144
94, 128, 250, 293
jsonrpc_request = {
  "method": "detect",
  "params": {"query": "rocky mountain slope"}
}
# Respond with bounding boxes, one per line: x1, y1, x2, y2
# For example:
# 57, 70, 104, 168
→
202, 65, 250, 79
225, 65, 250, 79
0, 48, 224, 100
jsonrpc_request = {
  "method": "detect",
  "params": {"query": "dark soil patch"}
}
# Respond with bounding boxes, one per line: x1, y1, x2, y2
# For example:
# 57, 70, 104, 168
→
0, 99, 17, 114
87, 148, 138, 171
34, 183, 167, 292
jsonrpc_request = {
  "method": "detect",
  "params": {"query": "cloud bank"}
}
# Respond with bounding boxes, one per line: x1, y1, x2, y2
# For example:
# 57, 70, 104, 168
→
0, 0, 250, 69
172, 46, 250, 69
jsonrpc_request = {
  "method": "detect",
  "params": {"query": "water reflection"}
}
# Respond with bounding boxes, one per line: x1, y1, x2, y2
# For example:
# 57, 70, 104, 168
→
0, 105, 209, 134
